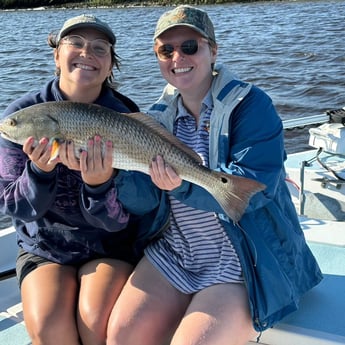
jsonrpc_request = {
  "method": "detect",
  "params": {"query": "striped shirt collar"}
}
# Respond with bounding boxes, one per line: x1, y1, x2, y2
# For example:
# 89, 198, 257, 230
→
176, 90, 213, 120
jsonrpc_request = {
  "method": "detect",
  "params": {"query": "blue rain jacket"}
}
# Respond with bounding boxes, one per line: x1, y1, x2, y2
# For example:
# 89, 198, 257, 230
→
116, 64, 323, 331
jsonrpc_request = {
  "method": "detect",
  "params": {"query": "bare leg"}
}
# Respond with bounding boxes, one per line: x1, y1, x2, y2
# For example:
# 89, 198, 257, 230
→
21, 263, 80, 345
171, 283, 258, 345
77, 258, 133, 345
106, 256, 191, 345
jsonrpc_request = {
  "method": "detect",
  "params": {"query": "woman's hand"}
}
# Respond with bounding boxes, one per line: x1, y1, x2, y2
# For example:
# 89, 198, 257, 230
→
149, 155, 182, 191
23, 136, 59, 173
59, 136, 116, 186
58, 139, 80, 171
81, 136, 115, 186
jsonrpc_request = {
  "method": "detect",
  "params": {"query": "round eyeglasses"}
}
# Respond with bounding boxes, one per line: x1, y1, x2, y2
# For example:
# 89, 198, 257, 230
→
60, 35, 112, 57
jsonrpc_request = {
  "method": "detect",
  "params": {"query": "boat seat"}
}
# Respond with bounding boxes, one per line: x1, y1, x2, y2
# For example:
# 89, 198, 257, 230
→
253, 217, 345, 345
255, 274, 345, 345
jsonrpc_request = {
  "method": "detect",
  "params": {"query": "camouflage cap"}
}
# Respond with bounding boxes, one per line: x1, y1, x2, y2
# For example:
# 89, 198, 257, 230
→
56, 14, 116, 45
154, 5, 216, 44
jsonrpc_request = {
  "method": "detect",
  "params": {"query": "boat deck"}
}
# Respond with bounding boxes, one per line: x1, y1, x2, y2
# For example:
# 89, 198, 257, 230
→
1, 216, 344, 345
0, 277, 30, 345
254, 216, 345, 345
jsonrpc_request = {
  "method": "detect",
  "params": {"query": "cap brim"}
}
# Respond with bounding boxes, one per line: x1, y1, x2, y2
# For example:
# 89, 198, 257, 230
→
59, 23, 116, 45
154, 23, 209, 41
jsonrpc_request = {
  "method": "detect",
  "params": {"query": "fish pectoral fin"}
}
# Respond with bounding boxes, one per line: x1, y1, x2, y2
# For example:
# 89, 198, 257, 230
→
49, 139, 60, 161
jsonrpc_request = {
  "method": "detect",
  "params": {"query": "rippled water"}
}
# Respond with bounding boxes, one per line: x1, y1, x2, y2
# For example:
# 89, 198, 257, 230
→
0, 0, 345, 152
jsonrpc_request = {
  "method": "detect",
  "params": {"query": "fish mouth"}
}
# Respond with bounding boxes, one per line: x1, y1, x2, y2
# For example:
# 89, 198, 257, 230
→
0, 131, 10, 140
0, 126, 17, 142
0, 132, 18, 144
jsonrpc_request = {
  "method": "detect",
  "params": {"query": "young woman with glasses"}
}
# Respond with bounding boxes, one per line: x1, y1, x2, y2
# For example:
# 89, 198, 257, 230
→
0, 14, 162, 345
107, 6, 322, 345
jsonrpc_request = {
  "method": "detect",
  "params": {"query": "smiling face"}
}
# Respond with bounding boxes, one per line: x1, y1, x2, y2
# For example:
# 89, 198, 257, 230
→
154, 26, 217, 98
54, 27, 113, 101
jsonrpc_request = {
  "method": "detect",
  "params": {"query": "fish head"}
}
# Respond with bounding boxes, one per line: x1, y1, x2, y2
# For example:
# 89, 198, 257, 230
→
0, 107, 62, 145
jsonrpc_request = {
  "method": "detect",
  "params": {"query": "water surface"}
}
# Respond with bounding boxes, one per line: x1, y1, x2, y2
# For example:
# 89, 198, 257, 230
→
0, 1, 344, 151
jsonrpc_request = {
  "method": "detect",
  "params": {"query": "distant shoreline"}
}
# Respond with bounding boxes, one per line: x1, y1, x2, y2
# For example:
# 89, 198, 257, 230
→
1, 0, 262, 11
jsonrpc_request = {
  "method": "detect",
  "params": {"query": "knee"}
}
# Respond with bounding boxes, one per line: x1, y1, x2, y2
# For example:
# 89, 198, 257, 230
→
27, 317, 79, 345
106, 320, 125, 345
106, 330, 126, 345
27, 321, 50, 345
78, 302, 105, 341
106, 316, 137, 345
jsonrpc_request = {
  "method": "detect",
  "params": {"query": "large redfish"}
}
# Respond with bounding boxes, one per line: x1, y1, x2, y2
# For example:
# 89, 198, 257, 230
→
0, 101, 265, 222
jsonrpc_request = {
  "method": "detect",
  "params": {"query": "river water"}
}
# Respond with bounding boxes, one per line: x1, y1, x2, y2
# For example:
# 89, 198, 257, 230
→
1, 0, 345, 149
0, 0, 344, 226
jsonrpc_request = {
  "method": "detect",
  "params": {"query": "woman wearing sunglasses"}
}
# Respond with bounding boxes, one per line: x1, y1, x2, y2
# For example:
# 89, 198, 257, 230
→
107, 5, 322, 345
0, 14, 164, 345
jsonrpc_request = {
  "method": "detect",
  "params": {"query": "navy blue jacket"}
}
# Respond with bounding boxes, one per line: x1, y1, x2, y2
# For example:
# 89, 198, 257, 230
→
0, 78, 162, 264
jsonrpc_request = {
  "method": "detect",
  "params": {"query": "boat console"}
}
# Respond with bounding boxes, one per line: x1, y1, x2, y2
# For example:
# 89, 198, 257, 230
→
286, 109, 345, 221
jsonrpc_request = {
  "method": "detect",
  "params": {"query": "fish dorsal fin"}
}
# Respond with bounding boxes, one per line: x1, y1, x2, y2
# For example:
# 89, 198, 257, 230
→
125, 112, 203, 164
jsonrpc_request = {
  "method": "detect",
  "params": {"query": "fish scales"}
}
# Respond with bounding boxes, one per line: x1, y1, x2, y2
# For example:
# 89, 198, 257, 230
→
0, 101, 266, 222
47, 103, 184, 173
38, 102, 208, 178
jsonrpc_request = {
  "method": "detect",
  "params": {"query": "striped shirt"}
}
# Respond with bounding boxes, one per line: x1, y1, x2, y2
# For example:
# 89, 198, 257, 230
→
145, 93, 243, 294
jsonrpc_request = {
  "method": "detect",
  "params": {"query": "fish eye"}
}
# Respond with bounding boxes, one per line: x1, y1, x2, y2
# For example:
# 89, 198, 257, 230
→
8, 118, 17, 127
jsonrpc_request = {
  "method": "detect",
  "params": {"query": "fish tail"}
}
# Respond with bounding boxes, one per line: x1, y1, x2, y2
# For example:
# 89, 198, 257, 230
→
210, 171, 266, 223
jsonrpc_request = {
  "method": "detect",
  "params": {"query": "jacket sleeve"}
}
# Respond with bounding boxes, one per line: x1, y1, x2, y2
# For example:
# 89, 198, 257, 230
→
79, 179, 129, 231
224, 85, 286, 210
170, 86, 285, 214
0, 89, 60, 221
0, 138, 58, 221
114, 170, 162, 215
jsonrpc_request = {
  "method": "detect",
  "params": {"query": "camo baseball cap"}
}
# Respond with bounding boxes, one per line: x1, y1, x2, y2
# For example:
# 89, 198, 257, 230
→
56, 14, 116, 45
154, 5, 216, 44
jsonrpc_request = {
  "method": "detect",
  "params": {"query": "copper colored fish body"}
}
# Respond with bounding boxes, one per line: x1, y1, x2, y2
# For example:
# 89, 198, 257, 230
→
0, 101, 265, 222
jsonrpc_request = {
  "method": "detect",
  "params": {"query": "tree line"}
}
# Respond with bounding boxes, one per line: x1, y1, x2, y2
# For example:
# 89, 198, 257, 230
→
0, 0, 251, 10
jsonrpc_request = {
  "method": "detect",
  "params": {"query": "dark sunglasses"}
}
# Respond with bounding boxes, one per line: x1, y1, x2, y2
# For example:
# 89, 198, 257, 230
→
155, 38, 208, 60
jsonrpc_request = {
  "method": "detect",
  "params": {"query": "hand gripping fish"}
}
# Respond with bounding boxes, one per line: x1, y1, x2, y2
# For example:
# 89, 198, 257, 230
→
0, 101, 265, 222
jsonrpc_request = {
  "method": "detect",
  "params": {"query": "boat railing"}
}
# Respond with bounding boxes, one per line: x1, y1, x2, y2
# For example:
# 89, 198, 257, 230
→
283, 107, 345, 130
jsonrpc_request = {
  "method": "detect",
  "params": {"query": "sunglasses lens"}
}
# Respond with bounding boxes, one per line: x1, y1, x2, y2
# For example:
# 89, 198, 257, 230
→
157, 39, 199, 60
181, 40, 198, 55
157, 44, 174, 59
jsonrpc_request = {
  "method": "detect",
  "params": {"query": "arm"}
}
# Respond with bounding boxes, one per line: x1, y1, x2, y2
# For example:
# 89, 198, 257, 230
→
63, 137, 130, 231
223, 85, 285, 211
0, 137, 58, 221
114, 170, 163, 215
80, 178, 129, 231
150, 86, 285, 214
